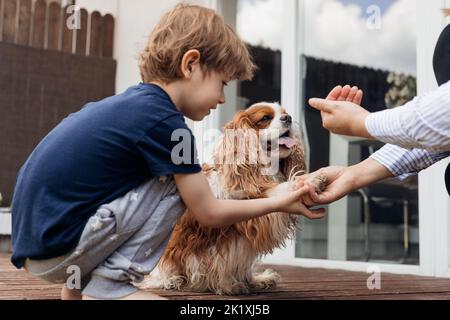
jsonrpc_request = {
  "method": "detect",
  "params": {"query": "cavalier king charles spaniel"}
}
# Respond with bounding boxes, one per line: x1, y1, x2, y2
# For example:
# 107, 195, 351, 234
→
139, 102, 323, 295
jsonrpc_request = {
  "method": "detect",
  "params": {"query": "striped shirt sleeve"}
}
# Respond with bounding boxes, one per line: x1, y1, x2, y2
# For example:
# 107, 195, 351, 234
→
370, 144, 450, 180
365, 80, 450, 154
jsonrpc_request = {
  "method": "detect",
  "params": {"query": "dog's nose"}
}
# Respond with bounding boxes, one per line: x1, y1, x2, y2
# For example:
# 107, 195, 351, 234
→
280, 114, 292, 125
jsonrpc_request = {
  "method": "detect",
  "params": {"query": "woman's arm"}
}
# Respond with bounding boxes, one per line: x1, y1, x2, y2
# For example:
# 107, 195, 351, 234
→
308, 82, 450, 153
370, 144, 450, 180
364, 82, 450, 153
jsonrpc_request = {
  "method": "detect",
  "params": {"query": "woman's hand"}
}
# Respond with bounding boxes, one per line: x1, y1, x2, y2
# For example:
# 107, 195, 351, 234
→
297, 159, 394, 206
274, 182, 326, 219
308, 99, 373, 138
298, 166, 355, 206
309, 84, 373, 138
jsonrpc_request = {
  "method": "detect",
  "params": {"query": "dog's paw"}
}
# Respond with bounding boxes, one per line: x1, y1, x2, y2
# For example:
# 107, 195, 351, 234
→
135, 275, 163, 289
313, 173, 327, 193
214, 283, 251, 296
136, 274, 187, 291
292, 172, 327, 194
161, 275, 187, 291
251, 269, 281, 290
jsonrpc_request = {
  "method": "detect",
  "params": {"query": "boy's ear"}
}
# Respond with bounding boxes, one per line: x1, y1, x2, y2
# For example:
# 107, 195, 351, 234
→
181, 49, 201, 79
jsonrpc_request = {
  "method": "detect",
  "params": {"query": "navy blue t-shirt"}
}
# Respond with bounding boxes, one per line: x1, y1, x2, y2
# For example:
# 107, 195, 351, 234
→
11, 83, 202, 268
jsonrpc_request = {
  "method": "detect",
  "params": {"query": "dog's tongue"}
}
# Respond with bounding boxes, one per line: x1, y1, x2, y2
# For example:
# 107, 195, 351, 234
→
278, 137, 296, 149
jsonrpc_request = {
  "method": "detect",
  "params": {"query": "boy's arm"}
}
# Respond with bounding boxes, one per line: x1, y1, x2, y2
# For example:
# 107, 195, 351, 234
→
174, 173, 325, 228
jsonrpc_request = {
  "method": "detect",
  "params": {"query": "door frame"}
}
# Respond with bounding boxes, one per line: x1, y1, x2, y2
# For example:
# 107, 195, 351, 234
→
210, 0, 450, 277
267, 0, 450, 277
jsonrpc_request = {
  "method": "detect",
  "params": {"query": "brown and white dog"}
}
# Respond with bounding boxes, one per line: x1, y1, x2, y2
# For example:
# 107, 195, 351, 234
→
140, 102, 314, 295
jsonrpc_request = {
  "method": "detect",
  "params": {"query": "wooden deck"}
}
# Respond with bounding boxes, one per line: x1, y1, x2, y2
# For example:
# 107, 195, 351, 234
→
1, 253, 450, 300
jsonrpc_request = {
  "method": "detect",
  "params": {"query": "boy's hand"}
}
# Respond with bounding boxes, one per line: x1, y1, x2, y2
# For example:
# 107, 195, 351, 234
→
275, 183, 326, 219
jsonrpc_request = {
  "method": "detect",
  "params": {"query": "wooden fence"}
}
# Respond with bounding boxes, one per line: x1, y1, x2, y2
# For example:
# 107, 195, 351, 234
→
0, 0, 117, 205
0, 0, 114, 57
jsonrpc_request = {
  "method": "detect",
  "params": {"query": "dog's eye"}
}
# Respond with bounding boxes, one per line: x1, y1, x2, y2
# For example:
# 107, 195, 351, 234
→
259, 115, 273, 122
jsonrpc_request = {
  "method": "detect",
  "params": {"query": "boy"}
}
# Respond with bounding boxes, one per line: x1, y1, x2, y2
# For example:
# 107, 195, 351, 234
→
10, 4, 323, 300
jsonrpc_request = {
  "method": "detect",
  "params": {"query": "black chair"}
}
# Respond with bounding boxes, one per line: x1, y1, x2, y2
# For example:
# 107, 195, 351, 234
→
350, 140, 418, 263
351, 176, 418, 263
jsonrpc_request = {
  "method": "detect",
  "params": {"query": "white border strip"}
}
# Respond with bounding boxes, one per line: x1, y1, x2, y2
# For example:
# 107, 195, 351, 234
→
287, 258, 422, 276
0, 209, 11, 235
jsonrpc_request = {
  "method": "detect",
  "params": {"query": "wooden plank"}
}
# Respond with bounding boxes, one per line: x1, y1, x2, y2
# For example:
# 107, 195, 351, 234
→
88, 11, 102, 57
74, 8, 87, 55
102, 13, 114, 58
31, 0, 45, 48
16, 0, 31, 46
2, 0, 17, 43
61, 4, 73, 53
46, 1, 61, 50
2, 253, 450, 300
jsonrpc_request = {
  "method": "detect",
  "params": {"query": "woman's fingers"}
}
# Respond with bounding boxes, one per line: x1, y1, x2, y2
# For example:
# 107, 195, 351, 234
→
324, 84, 362, 104
354, 89, 363, 105
326, 85, 343, 100
309, 98, 336, 113
307, 186, 327, 204
338, 85, 351, 101
302, 194, 315, 207
301, 207, 326, 220
346, 86, 359, 102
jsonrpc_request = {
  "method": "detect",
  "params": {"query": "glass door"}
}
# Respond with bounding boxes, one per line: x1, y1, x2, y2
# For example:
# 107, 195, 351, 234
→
295, 0, 420, 266
225, 0, 449, 276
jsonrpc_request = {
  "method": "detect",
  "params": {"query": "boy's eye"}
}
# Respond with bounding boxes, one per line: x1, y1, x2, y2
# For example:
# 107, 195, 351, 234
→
222, 81, 228, 86
259, 115, 273, 122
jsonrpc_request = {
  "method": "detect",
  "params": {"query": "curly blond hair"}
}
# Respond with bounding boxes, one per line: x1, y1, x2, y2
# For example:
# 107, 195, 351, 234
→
139, 4, 256, 84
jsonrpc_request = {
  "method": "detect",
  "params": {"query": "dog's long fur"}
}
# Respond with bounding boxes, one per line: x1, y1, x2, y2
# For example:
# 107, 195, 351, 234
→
139, 102, 307, 295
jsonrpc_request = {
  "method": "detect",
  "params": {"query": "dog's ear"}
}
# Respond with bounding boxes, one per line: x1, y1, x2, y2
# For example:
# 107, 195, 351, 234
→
214, 111, 276, 198
223, 110, 254, 130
